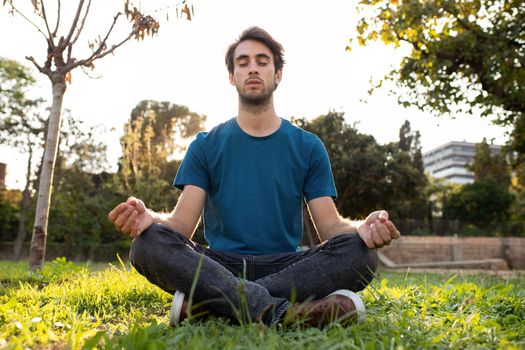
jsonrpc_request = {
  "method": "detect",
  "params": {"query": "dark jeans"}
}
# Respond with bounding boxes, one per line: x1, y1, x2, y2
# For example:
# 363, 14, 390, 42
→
129, 223, 378, 325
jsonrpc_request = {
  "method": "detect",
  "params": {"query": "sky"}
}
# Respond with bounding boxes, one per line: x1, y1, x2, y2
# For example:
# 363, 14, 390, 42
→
0, 0, 510, 189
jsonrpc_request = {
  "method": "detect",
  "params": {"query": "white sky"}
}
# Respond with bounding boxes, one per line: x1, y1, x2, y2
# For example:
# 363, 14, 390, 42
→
0, 0, 510, 189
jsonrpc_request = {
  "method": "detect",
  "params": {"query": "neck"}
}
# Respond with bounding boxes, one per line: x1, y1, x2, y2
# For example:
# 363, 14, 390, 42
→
236, 97, 280, 137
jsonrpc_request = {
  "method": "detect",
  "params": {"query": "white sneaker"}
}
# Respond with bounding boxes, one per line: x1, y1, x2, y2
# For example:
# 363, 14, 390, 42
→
328, 289, 367, 322
169, 290, 186, 326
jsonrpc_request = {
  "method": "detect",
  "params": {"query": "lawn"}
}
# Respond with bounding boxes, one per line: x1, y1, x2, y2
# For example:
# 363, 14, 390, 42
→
0, 258, 524, 349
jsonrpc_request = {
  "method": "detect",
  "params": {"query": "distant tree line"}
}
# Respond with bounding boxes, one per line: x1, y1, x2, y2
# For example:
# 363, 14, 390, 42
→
1, 57, 524, 261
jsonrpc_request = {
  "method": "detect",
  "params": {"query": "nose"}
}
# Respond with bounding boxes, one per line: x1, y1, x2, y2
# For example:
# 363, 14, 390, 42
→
248, 62, 259, 76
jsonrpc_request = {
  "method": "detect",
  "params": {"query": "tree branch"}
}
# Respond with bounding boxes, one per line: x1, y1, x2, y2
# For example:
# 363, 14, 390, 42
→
7, 2, 48, 40
25, 56, 50, 76
441, 5, 479, 33
39, 0, 54, 46
67, 43, 72, 65
52, 0, 61, 37
62, 0, 85, 48
73, 31, 135, 70
70, 12, 124, 69
71, 0, 92, 46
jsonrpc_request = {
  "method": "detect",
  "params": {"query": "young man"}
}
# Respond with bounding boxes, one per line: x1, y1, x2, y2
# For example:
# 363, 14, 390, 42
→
108, 27, 400, 327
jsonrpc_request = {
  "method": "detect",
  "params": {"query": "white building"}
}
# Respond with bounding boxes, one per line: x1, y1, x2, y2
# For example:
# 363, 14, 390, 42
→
423, 141, 501, 184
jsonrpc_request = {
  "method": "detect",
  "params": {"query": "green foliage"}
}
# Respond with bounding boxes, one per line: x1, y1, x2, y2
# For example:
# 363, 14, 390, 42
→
443, 139, 515, 234
117, 100, 206, 212
0, 57, 45, 178
47, 169, 127, 257
444, 179, 514, 230
119, 100, 206, 188
293, 111, 387, 217
0, 57, 44, 190
508, 162, 525, 234
0, 190, 21, 241
37, 257, 87, 283
468, 138, 511, 185
383, 121, 428, 219
0, 58, 36, 117
293, 112, 427, 220
351, 0, 525, 163
0, 260, 524, 349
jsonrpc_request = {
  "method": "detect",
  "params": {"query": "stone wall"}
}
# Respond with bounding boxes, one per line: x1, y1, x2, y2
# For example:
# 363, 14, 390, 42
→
380, 236, 525, 269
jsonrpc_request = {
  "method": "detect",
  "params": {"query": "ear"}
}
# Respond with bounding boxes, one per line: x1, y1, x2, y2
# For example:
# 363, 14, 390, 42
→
229, 72, 235, 86
275, 69, 282, 85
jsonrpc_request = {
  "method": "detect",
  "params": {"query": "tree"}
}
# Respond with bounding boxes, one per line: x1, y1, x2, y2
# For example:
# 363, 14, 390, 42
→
350, 0, 525, 163
118, 100, 206, 211
398, 120, 424, 175
2, 0, 192, 270
383, 120, 428, 220
0, 58, 45, 259
444, 179, 514, 231
444, 139, 514, 233
509, 162, 525, 236
292, 112, 427, 221
468, 138, 510, 185
293, 111, 387, 217
0, 189, 21, 241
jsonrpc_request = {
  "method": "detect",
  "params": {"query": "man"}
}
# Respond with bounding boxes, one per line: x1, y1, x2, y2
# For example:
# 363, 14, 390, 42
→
108, 27, 400, 327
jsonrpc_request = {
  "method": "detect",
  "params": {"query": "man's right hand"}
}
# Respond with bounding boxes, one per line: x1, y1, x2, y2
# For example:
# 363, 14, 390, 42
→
108, 197, 154, 238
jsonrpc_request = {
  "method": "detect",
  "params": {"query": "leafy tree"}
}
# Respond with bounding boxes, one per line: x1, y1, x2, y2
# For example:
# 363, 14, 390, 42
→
423, 174, 456, 235
508, 162, 525, 235
2, 0, 192, 270
468, 138, 510, 185
46, 167, 125, 259
293, 111, 387, 217
350, 0, 525, 163
444, 179, 514, 231
0, 189, 21, 241
444, 139, 514, 233
118, 100, 206, 211
399, 120, 424, 175
398, 120, 413, 153
0, 58, 45, 259
0, 58, 37, 115
292, 112, 427, 222
383, 121, 428, 220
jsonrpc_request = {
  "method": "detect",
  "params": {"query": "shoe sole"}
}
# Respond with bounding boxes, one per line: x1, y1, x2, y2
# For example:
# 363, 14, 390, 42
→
328, 289, 366, 322
169, 291, 185, 326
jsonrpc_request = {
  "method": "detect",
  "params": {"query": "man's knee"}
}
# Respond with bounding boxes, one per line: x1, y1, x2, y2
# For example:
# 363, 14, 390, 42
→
363, 247, 378, 276
326, 233, 378, 285
129, 224, 187, 269
130, 224, 159, 269
345, 234, 377, 277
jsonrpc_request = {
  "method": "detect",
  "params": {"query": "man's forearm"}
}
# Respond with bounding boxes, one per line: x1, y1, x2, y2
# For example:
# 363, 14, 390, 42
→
320, 218, 363, 241
150, 210, 194, 239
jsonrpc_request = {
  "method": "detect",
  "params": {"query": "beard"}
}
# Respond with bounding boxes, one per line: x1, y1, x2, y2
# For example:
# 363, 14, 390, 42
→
236, 80, 277, 113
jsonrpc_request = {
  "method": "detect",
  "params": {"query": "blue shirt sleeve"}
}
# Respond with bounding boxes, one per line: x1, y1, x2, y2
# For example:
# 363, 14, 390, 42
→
173, 134, 209, 191
304, 137, 337, 201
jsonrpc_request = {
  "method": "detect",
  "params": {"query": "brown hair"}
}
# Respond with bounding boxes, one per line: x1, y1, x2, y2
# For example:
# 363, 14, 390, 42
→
225, 27, 285, 74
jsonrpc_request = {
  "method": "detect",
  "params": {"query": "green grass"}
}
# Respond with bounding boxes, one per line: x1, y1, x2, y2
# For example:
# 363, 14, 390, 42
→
0, 258, 524, 349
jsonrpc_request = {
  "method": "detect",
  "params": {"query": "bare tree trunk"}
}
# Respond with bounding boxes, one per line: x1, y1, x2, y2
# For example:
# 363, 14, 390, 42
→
29, 80, 66, 271
12, 141, 34, 260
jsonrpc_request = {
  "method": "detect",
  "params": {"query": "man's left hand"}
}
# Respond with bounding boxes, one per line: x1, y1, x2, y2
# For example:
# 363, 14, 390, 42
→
357, 210, 401, 249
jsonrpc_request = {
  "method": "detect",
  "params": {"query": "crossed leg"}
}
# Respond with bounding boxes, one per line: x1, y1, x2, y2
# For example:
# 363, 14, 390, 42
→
129, 224, 377, 325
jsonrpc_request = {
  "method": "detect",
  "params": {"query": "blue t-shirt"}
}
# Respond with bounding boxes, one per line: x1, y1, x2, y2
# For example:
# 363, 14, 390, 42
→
173, 117, 337, 254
